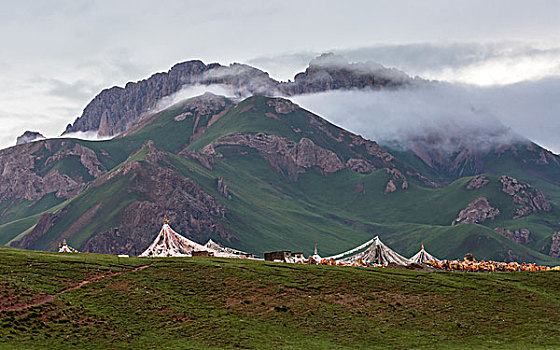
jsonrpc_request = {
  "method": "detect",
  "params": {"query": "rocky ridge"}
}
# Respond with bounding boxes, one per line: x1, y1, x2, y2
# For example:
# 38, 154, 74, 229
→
466, 175, 490, 190
500, 176, 551, 218
493, 228, 532, 244
12, 141, 233, 254
202, 133, 347, 181
16, 131, 44, 145
452, 197, 500, 226
0, 141, 104, 202
549, 232, 560, 258
64, 54, 412, 138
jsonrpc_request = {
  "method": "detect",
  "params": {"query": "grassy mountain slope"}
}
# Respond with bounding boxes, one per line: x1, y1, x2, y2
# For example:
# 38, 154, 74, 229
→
1, 248, 560, 349
1, 94, 559, 264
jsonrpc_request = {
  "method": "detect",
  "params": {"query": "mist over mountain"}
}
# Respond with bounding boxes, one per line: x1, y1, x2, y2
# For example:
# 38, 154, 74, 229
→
61, 54, 413, 139
292, 77, 560, 155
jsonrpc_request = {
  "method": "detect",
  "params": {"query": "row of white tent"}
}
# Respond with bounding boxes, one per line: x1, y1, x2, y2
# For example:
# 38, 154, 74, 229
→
323, 236, 439, 266
139, 221, 439, 266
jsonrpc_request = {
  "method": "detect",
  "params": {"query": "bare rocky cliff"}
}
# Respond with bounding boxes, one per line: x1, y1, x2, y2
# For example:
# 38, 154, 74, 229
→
16, 131, 44, 145
494, 228, 532, 244
64, 54, 411, 138
11, 141, 233, 254
0, 140, 105, 203
452, 197, 500, 226
500, 176, 551, 218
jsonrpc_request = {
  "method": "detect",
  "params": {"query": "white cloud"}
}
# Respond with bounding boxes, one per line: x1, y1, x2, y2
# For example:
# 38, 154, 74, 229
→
291, 78, 560, 154
250, 42, 560, 86
150, 84, 240, 114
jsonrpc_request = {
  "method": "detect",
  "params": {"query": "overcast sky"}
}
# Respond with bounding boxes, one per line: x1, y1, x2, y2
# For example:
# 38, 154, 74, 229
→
0, 0, 558, 151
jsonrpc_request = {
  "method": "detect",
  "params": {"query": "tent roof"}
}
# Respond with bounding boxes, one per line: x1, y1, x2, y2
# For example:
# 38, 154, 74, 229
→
204, 239, 251, 257
328, 236, 410, 266
410, 247, 440, 264
140, 223, 206, 257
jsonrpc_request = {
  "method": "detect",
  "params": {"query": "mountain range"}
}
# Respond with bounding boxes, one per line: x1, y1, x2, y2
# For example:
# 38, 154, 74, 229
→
2, 55, 559, 264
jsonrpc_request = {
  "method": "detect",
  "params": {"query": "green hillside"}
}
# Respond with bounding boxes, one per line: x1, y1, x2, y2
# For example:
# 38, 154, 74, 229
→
1, 248, 560, 350
0, 94, 559, 264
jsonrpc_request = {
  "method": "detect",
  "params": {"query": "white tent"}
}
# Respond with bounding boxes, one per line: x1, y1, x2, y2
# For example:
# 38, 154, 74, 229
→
58, 239, 79, 253
204, 239, 252, 258
410, 244, 440, 264
327, 236, 410, 266
140, 222, 207, 257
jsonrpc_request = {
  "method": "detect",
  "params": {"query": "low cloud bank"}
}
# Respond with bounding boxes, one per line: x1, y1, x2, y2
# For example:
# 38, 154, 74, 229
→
150, 84, 251, 115
291, 78, 560, 154
250, 42, 560, 86
58, 130, 113, 142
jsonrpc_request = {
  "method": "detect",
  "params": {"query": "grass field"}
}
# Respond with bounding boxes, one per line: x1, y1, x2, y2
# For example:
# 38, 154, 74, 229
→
1, 248, 559, 349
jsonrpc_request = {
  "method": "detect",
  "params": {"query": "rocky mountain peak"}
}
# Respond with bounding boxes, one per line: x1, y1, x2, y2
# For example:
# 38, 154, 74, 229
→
16, 131, 45, 145
62, 56, 412, 138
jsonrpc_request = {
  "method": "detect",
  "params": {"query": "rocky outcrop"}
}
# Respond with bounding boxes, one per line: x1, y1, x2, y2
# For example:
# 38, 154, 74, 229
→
83, 160, 231, 255
283, 53, 412, 95
524, 144, 560, 166
467, 175, 490, 190
549, 232, 560, 258
16, 131, 44, 145
452, 197, 500, 226
201, 132, 408, 191
405, 171, 440, 188
63, 55, 411, 138
384, 168, 408, 194
500, 176, 551, 218
44, 143, 105, 178
217, 177, 232, 200
494, 228, 532, 244
0, 141, 103, 201
177, 149, 214, 169
346, 158, 376, 173
11, 209, 66, 249
266, 98, 296, 114
64, 61, 277, 137
347, 132, 395, 164
202, 133, 346, 181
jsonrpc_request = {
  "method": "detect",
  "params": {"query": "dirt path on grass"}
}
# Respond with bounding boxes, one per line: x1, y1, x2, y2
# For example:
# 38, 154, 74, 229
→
1, 264, 151, 312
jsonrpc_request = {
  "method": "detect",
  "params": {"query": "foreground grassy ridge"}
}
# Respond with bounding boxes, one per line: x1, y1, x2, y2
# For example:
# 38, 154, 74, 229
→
1, 249, 560, 349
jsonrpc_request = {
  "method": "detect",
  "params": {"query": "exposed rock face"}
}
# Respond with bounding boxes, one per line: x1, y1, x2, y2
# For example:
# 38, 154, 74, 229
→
10, 210, 65, 249
405, 171, 440, 188
217, 177, 232, 200
185, 92, 229, 116
494, 228, 532, 244
0, 140, 104, 201
202, 133, 347, 181
549, 232, 560, 258
524, 144, 560, 166
346, 132, 395, 164
346, 158, 376, 173
384, 168, 408, 194
83, 145, 231, 255
452, 197, 500, 226
44, 143, 105, 178
500, 176, 551, 218
16, 131, 44, 145
177, 149, 214, 169
283, 53, 411, 95
467, 175, 490, 190
266, 98, 296, 114
64, 55, 411, 138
